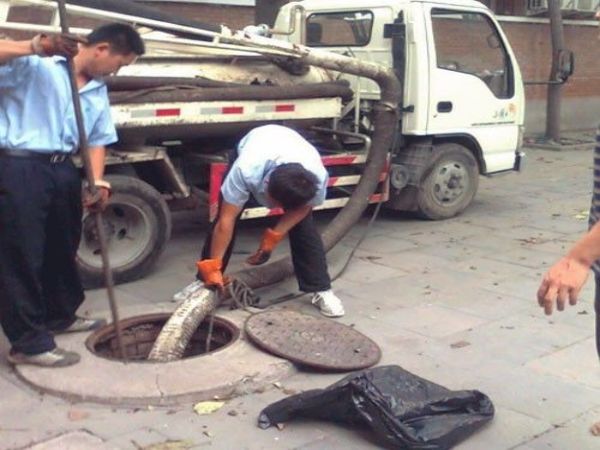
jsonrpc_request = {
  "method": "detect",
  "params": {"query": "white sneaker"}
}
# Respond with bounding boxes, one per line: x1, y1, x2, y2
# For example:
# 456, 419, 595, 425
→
311, 290, 345, 318
7, 348, 80, 367
172, 280, 203, 302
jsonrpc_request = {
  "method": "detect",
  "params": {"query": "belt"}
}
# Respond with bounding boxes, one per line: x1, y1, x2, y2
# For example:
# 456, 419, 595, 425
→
0, 148, 73, 163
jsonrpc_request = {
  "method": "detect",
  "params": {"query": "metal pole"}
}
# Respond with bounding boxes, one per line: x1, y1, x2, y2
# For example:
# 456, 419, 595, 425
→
55, 0, 127, 360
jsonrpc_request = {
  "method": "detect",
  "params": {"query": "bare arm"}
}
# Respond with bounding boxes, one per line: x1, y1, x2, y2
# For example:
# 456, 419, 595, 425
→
0, 40, 34, 64
564, 221, 600, 267
210, 201, 244, 261
88, 146, 106, 182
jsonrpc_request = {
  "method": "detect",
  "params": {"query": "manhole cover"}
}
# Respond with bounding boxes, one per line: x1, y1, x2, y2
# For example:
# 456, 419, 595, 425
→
245, 310, 381, 371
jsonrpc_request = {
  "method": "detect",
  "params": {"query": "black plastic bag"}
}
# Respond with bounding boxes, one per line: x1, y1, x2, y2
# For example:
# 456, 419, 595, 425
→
258, 365, 494, 449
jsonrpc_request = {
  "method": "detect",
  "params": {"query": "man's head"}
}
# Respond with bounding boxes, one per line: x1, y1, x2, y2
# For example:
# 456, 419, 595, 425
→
77, 23, 145, 78
267, 163, 319, 210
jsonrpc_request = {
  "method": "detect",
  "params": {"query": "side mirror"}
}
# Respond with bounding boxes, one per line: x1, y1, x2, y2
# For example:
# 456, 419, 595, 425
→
557, 49, 575, 82
486, 34, 500, 49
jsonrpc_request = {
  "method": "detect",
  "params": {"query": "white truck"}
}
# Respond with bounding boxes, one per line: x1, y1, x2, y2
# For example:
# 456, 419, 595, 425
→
0, 0, 525, 286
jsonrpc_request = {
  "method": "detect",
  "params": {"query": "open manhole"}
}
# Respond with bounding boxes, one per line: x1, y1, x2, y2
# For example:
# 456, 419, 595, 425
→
86, 313, 240, 362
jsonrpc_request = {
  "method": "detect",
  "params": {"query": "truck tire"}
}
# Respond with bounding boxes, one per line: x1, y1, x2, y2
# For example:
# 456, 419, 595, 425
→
77, 175, 172, 288
417, 143, 479, 220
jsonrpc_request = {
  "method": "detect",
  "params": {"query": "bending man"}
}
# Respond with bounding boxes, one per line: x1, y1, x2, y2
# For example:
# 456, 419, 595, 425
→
177, 125, 345, 317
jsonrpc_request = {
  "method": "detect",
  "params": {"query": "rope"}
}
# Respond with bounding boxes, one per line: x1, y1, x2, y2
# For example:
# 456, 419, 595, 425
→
227, 278, 260, 310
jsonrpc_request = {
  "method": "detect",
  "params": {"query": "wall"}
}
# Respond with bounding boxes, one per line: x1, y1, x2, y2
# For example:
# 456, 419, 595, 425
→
500, 19, 600, 132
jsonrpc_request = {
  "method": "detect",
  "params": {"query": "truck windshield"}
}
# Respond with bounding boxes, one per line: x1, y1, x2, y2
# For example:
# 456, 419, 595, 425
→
431, 8, 514, 99
305, 11, 374, 47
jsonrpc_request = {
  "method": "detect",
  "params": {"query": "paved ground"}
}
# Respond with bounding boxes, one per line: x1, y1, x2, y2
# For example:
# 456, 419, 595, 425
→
1, 141, 599, 449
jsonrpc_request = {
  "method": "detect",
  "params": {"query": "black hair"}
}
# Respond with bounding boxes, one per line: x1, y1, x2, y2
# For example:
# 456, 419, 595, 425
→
268, 163, 319, 210
87, 23, 145, 56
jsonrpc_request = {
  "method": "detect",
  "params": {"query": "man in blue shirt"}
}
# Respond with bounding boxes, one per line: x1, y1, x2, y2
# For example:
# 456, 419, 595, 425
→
0, 24, 145, 367
175, 125, 345, 318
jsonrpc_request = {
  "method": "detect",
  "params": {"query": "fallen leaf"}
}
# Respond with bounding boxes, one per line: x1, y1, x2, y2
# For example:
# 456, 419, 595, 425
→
574, 210, 589, 221
140, 440, 194, 450
203, 431, 214, 438
577, 310, 589, 315
227, 410, 239, 417
590, 421, 600, 436
193, 401, 225, 415
67, 409, 89, 421
273, 382, 283, 389
450, 340, 471, 349
276, 423, 285, 430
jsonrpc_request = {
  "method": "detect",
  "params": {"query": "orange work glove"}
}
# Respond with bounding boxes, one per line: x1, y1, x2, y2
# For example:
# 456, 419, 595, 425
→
246, 228, 285, 266
196, 258, 225, 291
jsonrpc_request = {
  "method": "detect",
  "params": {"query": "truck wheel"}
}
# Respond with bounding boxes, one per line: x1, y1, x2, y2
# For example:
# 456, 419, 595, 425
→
417, 143, 479, 220
77, 175, 172, 288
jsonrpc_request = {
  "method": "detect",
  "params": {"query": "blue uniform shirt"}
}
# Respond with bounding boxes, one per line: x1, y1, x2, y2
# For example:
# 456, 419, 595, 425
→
221, 125, 328, 208
0, 55, 117, 153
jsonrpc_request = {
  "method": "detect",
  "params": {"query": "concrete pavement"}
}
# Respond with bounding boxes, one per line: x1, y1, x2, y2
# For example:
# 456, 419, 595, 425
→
1, 141, 599, 449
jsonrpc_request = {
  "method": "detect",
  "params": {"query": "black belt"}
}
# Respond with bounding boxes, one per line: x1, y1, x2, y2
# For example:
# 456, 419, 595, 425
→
0, 148, 73, 163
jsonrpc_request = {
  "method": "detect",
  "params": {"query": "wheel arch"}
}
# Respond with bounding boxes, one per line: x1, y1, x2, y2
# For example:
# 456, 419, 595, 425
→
431, 133, 486, 175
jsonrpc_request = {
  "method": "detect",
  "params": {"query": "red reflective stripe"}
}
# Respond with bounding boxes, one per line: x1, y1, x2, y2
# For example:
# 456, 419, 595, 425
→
321, 155, 359, 166
156, 108, 180, 117
222, 106, 244, 114
275, 104, 295, 112
267, 207, 284, 217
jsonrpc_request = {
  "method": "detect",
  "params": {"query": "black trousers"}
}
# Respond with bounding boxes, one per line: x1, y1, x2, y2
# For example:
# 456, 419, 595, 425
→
594, 277, 600, 361
0, 156, 84, 354
201, 210, 332, 293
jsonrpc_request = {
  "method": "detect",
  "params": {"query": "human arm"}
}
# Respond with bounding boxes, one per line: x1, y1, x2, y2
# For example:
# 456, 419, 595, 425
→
246, 205, 312, 265
0, 40, 34, 64
0, 34, 81, 65
196, 201, 243, 291
82, 146, 111, 212
536, 221, 600, 314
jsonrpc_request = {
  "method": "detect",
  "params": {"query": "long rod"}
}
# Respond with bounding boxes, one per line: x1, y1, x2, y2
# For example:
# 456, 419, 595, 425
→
55, 0, 126, 360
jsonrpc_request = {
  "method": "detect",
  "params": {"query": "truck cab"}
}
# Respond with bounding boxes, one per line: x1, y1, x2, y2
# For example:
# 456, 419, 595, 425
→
275, 0, 525, 218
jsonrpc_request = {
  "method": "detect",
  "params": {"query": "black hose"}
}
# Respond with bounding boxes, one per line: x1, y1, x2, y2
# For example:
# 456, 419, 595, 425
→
105, 76, 245, 91
109, 81, 354, 104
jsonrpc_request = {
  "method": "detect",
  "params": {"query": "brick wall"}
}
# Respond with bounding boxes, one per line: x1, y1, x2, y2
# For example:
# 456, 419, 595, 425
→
501, 21, 600, 100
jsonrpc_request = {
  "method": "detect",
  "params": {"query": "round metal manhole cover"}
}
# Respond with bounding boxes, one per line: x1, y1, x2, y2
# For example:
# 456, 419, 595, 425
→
245, 310, 381, 371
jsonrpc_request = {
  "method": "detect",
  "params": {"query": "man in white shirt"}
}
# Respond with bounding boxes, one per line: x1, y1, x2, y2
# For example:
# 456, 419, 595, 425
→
178, 125, 344, 317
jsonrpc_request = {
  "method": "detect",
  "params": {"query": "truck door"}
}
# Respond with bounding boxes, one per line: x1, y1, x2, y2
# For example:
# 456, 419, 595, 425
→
424, 6, 523, 173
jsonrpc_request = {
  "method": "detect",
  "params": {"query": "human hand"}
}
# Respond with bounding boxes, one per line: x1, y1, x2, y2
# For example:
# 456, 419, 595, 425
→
246, 228, 285, 266
197, 259, 225, 292
537, 256, 590, 315
31, 33, 86, 58
82, 184, 111, 213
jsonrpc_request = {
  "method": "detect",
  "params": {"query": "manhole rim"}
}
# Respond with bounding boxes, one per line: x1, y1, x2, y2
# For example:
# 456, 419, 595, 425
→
85, 312, 241, 363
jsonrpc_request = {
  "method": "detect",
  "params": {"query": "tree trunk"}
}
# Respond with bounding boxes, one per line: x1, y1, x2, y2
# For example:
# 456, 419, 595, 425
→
545, 0, 565, 143
255, 0, 291, 27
